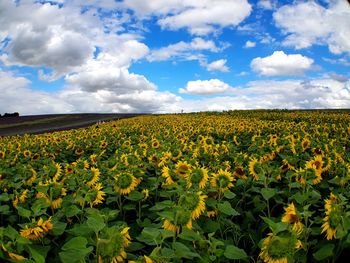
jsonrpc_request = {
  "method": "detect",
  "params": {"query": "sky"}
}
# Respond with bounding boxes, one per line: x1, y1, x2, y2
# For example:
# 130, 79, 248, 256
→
0, 0, 349, 114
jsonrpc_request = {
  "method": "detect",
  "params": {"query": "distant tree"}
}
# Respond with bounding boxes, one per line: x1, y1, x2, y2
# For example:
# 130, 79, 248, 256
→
3, 112, 19, 117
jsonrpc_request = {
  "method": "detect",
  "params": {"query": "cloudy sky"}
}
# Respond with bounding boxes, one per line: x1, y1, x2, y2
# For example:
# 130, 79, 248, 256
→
0, 0, 349, 114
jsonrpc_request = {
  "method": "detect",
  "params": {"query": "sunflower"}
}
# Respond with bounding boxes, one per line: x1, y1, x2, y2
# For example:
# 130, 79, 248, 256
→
90, 154, 98, 165
144, 255, 153, 263
161, 166, 176, 185
52, 163, 63, 182
259, 232, 302, 263
1, 244, 26, 261
100, 140, 108, 149
75, 148, 84, 156
51, 197, 63, 209
233, 166, 247, 180
114, 173, 140, 195
89, 183, 106, 207
175, 161, 191, 177
23, 150, 32, 158
186, 167, 208, 189
151, 139, 160, 149
305, 157, 323, 185
162, 208, 192, 233
142, 189, 149, 200
172, 149, 182, 161
301, 138, 310, 152
321, 193, 339, 240
207, 210, 218, 218
281, 203, 303, 235
26, 168, 37, 185
210, 169, 235, 191
178, 191, 207, 220
248, 158, 260, 181
86, 167, 100, 187
0, 150, 5, 158
158, 151, 172, 167
20, 217, 53, 240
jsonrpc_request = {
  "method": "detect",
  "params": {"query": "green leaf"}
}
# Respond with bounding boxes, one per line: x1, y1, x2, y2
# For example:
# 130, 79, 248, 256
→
224, 245, 248, 260
59, 237, 93, 263
218, 201, 240, 216
0, 205, 10, 215
125, 191, 144, 201
178, 229, 201, 241
223, 191, 236, 199
293, 192, 308, 204
86, 215, 105, 234
149, 200, 173, 211
0, 193, 9, 202
3, 225, 18, 241
51, 221, 67, 236
136, 227, 161, 246
261, 217, 288, 234
27, 245, 49, 263
261, 188, 276, 200
64, 205, 81, 217
31, 199, 49, 217
172, 242, 200, 259
17, 206, 32, 218
313, 244, 334, 261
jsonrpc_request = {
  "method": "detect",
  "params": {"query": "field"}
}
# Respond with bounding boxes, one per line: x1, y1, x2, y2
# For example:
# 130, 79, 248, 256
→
0, 110, 350, 263
0, 114, 144, 136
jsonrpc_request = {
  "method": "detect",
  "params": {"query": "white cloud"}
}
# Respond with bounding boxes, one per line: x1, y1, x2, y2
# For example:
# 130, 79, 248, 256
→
147, 38, 221, 62
0, 69, 181, 114
122, 0, 252, 35
274, 0, 350, 54
202, 59, 230, 72
251, 51, 314, 76
0, 70, 72, 115
179, 79, 232, 95
244, 41, 256, 48
257, 0, 274, 10
176, 78, 350, 112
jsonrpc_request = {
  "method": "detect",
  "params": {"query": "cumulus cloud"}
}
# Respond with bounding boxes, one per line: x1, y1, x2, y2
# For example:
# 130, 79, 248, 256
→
0, 69, 181, 114
251, 51, 314, 76
201, 59, 230, 72
274, 0, 350, 54
0, 1, 100, 77
122, 0, 252, 35
179, 79, 232, 95
0, 70, 72, 115
176, 78, 350, 112
244, 41, 256, 48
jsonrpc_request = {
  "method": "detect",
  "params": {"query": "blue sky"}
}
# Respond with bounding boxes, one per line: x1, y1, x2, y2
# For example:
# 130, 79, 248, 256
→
0, 0, 349, 114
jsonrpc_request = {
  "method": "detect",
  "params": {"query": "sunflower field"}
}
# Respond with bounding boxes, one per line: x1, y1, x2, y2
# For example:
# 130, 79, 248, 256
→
1, 110, 350, 263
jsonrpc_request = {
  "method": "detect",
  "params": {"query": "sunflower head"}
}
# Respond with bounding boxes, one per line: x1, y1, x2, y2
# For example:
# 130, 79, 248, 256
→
23, 150, 32, 158
248, 158, 261, 181
114, 173, 139, 195
178, 191, 207, 219
175, 161, 191, 177
0, 150, 5, 158
260, 231, 302, 263
186, 167, 208, 189
301, 138, 310, 152
210, 169, 235, 191
321, 193, 343, 240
